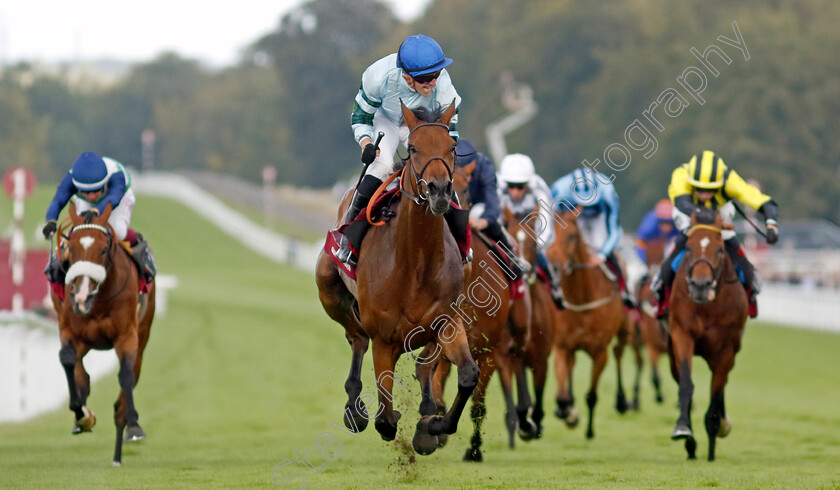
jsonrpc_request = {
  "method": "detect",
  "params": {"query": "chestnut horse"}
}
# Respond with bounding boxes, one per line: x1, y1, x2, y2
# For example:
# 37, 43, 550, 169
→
547, 207, 632, 439
668, 209, 747, 461
51, 203, 156, 465
502, 205, 557, 439
315, 102, 478, 455
424, 162, 536, 461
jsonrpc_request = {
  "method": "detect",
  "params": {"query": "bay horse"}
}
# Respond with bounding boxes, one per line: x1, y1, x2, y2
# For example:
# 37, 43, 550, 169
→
502, 205, 557, 439
315, 102, 478, 455
668, 208, 747, 461
423, 162, 536, 461
546, 207, 632, 439
51, 202, 155, 466
634, 240, 669, 404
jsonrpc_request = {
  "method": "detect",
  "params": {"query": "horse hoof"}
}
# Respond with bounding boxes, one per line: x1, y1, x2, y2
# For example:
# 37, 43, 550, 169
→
463, 447, 483, 462
412, 431, 439, 455
718, 416, 732, 438
615, 400, 630, 414
343, 404, 369, 433
671, 424, 693, 440
374, 420, 398, 442
517, 419, 539, 442
436, 433, 449, 448
655, 394, 664, 404
416, 415, 445, 436
73, 406, 96, 434
112, 461, 121, 467
125, 425, 146, 442
565, 409, 579, 428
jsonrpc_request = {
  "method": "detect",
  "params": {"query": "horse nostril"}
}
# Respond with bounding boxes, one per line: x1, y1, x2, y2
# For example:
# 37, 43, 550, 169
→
444, 181, 452, 195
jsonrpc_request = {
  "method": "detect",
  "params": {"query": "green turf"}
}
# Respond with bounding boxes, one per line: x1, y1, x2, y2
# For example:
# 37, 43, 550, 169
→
1, 190, 839, 488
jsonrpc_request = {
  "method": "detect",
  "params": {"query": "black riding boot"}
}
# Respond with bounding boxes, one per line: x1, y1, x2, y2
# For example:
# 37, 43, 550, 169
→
131, 234, 157, 283
336, 175, 382, 266
540, 255, 565, 310
725, 238, 758, 317
654, 233, 687, 318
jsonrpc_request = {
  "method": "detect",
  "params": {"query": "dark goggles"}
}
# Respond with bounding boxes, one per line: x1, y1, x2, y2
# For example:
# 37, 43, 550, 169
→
507, 182, 527, 190
412, 70, 442, 84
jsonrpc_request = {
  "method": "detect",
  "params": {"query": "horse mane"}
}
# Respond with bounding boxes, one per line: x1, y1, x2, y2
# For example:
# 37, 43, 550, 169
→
693, 207, 718, 225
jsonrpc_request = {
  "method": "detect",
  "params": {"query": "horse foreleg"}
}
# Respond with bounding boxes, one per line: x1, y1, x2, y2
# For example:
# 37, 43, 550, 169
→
669, 327, 696, 459
513, 355, 537, 440
494, 352, 518, 449
463, 356, 495, 462
343, 329, 370, 433
59, 340, 94, 432
706, 349, 735, 461
613, 321, 630, 414
371, 339, 402, 442
530, 351, 549, 438
632, 322, 644, 410
112, 331, 142, 466
413, 345, 442, 455
416, 320, 478, 438
585, 348, 608, 440
553, 346, 577, 427
648, 343, 664, 404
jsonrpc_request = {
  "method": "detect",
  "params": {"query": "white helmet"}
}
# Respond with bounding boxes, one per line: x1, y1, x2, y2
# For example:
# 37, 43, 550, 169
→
499, 153, 535, 185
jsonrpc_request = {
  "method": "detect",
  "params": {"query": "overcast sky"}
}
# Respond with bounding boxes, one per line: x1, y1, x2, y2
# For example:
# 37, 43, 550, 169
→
0, 0, 429, 67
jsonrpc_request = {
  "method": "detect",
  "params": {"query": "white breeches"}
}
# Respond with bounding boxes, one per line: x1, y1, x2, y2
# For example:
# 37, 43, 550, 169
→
366, 111, 410, 181
673, 200, 736, 240
73, 188, 135, 241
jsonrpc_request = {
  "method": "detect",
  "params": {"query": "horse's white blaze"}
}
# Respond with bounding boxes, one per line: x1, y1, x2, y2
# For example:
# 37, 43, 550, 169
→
516, 230, 527, 242
65, 260, 107, 285
80, 236, 95, 250
700, 236, 710, 253
75, 276, 92, 308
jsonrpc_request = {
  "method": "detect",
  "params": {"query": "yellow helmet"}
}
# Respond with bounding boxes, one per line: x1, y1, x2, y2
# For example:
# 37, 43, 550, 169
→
686, 151, 727, 189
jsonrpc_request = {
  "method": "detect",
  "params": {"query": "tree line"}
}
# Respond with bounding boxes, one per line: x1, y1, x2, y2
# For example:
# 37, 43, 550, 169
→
1, 0, 837, 227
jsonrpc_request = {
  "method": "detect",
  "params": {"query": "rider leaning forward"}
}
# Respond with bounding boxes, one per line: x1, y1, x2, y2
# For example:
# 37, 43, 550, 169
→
653, 150, 779, 319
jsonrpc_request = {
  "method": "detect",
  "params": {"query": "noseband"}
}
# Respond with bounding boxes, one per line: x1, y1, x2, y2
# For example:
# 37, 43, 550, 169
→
401, 122, 454, 205
685, 224, 724, 289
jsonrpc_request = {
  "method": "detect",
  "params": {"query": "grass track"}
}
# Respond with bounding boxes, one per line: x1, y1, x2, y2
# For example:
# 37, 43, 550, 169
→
1, 190, 840, 488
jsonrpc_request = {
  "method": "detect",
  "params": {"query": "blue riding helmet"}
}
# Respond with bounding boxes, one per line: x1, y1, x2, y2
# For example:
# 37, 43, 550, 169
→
71, 152, 108, 191
397, 34, 453, 76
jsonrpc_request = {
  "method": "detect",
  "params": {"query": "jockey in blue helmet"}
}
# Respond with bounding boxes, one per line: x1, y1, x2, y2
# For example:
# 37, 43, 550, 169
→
551, 168, 635, 308
337, 34, 461, 266
43, 152, 156, 284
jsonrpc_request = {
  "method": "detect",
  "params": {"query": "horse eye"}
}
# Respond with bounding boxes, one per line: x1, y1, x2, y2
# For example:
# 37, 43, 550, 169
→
408, 145, 417, 154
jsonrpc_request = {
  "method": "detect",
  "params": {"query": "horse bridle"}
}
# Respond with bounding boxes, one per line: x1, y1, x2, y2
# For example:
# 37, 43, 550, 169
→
401, 122, 454, 205
67, 222, 129, 303
685, 224, 725, 289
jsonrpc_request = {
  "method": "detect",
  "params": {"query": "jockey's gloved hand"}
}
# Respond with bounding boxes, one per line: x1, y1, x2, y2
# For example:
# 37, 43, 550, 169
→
42, 220, 57, 239
361, 143, 377, 165
765, 224, 778, 245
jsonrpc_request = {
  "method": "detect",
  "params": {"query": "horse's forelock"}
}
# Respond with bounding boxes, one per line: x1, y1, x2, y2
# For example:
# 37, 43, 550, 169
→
411, 104, 446, 124
694, 208, 718, 225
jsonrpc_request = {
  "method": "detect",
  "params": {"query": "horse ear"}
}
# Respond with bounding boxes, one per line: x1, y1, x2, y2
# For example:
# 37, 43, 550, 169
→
69, 202, 79, 221
439, 98, 457, 126
400, 100, 419, 131
462, 161, 476, 177
101, 202, 113, 221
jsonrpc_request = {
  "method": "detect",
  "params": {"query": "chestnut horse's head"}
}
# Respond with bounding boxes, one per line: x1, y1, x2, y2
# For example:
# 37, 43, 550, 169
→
547, 205, 587, 274
452, 160, 476, 209
65, 202, 114, 315
400, 100, 457, 215
683, 208, 729, 304
503, 205, 539, 277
